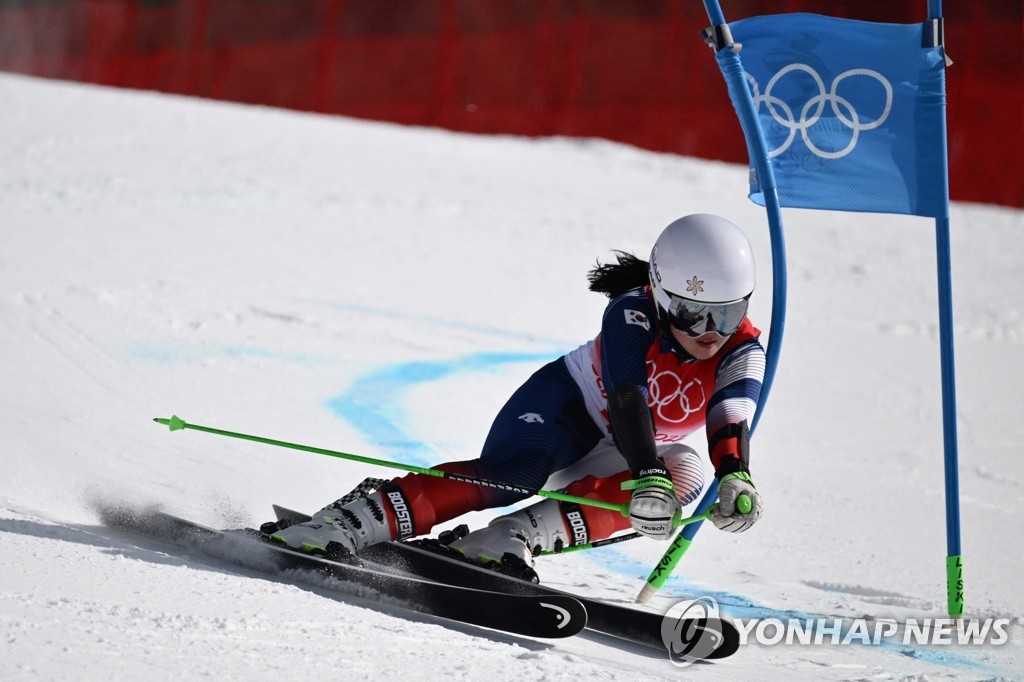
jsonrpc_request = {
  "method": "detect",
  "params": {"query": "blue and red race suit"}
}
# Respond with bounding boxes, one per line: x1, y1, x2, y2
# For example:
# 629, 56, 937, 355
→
384, 286, 765, 544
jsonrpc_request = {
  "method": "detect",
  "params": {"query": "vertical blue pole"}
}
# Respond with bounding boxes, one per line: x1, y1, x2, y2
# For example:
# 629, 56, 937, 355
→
928, 0, 964, 617
675, 40, 787, 527
704, 0, 726, 26
936, 212, 964, 616
637, 0, 787, 603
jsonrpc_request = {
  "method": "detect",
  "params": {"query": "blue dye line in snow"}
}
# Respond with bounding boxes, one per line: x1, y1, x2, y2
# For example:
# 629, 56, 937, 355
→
308, 299, 574, 348
325, 350, 561, 466
128, 342, 338, 366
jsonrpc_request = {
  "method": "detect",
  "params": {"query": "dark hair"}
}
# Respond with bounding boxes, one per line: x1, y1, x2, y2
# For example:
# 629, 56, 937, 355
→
587, 251, 651, 299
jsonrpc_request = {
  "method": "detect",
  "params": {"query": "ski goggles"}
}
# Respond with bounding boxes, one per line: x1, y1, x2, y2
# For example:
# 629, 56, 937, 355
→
664, 294, 749, 338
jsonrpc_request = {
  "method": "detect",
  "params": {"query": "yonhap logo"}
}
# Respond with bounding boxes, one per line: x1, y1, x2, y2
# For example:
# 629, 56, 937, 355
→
661, 596, 726, 666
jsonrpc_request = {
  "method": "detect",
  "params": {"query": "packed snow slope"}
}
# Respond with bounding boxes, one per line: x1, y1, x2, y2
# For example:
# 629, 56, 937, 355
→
1, 73, 1021, 680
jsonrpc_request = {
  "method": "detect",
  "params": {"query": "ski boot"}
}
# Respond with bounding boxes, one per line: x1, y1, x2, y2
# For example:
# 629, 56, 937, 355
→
268, 480, 394, 561
446, 497, 575, 582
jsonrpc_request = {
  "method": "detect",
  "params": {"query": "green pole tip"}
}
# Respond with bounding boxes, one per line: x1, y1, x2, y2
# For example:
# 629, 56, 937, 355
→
168, 415, 186, 431
736, 493, 752, 515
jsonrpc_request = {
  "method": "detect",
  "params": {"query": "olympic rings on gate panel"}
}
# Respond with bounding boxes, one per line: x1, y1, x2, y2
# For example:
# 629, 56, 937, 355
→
746, 63, 893, 160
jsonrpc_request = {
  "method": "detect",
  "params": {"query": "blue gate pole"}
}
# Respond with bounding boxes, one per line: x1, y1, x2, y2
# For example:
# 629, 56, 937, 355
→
636, 0, 787, 603
928, 0, 964, 618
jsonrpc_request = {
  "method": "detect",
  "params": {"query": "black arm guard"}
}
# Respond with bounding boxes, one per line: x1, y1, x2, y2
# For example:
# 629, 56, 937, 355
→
607, 382, 670, 480
708, 420, 751, 479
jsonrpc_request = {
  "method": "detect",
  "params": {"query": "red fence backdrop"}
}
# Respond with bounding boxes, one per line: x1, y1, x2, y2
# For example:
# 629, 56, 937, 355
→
1, 0, 1020, 207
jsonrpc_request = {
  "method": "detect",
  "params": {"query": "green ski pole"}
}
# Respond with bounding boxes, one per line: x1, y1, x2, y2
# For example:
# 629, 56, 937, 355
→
538, 506, 725, 556
635, 487, 752, 603
154, 415, 740, 539
154, 415, 624, 513
156, 415, 692, 529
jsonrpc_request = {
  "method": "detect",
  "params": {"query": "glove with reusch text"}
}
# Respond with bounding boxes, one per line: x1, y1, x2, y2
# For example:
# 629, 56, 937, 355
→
623, 474, 681, 540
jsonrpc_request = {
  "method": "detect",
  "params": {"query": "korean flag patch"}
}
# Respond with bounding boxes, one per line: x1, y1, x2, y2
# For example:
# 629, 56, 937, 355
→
624, 309, 650, 331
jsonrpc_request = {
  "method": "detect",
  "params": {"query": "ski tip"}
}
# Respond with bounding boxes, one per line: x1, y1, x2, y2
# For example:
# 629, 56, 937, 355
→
153, 415, 187, 431
537, 597, 588, 637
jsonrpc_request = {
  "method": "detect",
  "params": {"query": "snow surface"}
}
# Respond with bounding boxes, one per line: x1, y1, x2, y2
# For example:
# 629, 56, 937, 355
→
1, 72, 1022, 680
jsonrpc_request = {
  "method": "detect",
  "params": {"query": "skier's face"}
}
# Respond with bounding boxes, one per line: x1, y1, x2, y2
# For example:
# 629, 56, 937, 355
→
672, 327, 730, 360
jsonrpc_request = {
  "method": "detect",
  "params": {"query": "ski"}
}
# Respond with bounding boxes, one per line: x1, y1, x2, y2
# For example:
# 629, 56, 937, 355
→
273, 504, 740, 660
102, 507, 587, 640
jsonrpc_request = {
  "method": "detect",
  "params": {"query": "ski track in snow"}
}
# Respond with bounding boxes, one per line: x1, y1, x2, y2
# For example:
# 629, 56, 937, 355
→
1, 72, 1022, 680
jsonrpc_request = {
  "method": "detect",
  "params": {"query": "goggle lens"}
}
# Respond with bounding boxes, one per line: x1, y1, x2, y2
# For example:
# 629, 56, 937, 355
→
666, 296, 748, 338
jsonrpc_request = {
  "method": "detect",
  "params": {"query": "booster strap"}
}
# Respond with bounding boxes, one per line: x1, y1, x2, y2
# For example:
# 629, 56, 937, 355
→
380, 481, 416, 540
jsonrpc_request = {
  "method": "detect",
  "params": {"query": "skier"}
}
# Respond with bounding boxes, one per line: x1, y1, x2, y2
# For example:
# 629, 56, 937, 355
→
270, 213, 766, 574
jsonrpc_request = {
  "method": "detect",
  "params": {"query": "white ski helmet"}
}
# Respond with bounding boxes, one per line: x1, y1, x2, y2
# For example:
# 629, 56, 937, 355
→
648, 214, 756, 337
